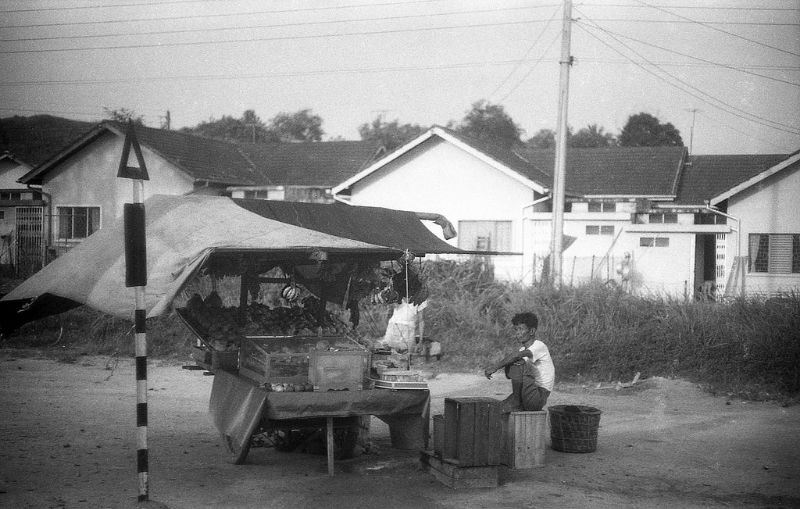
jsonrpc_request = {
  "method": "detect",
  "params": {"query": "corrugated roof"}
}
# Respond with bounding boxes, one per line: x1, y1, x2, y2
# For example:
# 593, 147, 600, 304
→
237, 140, 382, 187
520, 146, 687, 197
675, 153, 788, 205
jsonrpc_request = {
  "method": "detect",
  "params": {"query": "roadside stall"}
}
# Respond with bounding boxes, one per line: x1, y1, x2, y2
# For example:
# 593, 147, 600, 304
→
1, 194, 465, 474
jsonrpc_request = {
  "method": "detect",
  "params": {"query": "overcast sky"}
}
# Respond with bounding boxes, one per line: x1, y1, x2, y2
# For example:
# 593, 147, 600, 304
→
1, 0, 798, 154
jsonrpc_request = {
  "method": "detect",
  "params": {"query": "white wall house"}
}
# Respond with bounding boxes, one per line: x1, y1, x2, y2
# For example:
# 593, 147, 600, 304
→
710, 151, 800, 297
15, 122, 382, 276
334, 126, 798, 298
17, 122, 261, 267
333, 127, 549, 281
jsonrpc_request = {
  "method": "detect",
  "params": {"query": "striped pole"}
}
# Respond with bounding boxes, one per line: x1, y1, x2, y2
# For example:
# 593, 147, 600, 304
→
129, 189, 149, 502
118, 121, 151, 502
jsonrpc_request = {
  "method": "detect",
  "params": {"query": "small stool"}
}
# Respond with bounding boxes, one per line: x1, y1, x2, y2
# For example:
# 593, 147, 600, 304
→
503, 411, 547, 468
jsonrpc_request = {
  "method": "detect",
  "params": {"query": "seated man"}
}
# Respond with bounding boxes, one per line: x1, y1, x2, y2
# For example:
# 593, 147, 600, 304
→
483, 312, 555, 412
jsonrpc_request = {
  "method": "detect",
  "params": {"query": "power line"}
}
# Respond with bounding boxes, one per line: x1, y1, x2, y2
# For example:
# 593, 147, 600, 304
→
575, 21, 800, 87
696, 110, 797, 153
577, 19, 799, 26
574, 13, 800, 136
577, 59, 800, 71
489, 5, 561, 100
0, 0, 503, 29
0, 0, 377, 14
578, 3, 800, 12
631, 0, 800, 58
497, 33, 561, 103
0, 5, 551, 44
0, 18, 556, 55
0, 58, 558, 87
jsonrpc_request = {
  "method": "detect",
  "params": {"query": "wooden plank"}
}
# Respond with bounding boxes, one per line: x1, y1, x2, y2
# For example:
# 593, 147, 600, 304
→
420, 451, 498, 489
433, 414, 444, 458
486, 401, 504, 465
443, 399, 458, 460
456, 400, 476, 465
326, 417, 334, 476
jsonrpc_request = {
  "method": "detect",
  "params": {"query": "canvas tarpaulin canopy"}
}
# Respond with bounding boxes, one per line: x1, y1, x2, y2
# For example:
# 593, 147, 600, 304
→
0, 194, 464, 329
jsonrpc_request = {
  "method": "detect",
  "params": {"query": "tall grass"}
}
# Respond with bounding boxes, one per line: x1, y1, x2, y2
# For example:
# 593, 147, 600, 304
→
417, 260, 800, 397
2, 261, 798, 398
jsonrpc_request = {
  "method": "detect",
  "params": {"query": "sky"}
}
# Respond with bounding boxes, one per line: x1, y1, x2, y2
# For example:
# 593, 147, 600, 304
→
1, 0, 799, 155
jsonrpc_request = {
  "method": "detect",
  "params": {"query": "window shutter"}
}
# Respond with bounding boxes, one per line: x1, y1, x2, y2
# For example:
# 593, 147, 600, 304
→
769, 235, 793, 274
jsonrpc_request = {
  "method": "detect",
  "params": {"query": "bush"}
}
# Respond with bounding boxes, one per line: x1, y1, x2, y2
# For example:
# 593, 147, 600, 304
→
3, 263, 799, 398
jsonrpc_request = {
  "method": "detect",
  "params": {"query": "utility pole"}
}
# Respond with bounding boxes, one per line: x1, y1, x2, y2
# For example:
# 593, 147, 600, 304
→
685, 108, 700, 155
550, 0, 573, 287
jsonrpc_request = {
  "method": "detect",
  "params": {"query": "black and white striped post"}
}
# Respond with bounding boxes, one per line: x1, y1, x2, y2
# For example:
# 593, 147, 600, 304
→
117, 121, 151, 502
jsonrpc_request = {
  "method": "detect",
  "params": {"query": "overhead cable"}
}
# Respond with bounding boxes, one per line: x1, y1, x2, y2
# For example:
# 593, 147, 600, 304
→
574, 14, 800, 136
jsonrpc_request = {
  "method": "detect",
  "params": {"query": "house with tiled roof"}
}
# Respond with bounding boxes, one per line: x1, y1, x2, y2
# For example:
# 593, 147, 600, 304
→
14, 121, 383, 275
333, 125, 798, 297
227, 140, 384, 202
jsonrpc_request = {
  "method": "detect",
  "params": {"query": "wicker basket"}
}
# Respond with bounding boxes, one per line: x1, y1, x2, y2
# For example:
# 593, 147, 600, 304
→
548, 405, 601, 453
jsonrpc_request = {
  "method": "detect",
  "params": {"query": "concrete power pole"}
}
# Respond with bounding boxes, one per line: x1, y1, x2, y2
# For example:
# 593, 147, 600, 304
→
550, 0, 573, 287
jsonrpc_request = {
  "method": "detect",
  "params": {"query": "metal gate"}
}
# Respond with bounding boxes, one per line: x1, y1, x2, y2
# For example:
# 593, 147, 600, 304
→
15, 206, 44, 277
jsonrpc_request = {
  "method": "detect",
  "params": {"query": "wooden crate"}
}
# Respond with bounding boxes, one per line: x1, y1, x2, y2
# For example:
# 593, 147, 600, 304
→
503, 411, 547, 469
443, 397, 503, 466
420, 451, 499, 489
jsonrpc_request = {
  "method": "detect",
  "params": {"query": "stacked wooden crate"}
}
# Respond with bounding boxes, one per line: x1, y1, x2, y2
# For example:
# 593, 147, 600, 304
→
422, 397, 503, 488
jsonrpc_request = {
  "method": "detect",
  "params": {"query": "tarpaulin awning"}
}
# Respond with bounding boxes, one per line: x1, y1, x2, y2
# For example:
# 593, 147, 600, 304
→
1, 194, 466, 329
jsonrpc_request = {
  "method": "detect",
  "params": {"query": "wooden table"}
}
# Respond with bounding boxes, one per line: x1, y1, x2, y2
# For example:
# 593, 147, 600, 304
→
209, 369, 430, 475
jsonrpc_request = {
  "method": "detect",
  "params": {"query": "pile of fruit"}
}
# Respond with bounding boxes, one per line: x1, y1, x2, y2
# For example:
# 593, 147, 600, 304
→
243, 301, 349, 337
181, 293, 349, 346
266, 382, 314, 392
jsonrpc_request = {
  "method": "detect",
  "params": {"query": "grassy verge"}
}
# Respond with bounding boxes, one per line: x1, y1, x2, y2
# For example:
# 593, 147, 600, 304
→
2, 261, 799, 401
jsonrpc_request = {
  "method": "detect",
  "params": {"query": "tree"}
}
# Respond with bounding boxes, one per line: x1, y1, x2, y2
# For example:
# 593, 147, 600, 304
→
182, 110, 274, 143
618, 112, 683, 147
526, 128, 557, 149
451, 100, 522, 151
104, 107, 144, 126
358, 116, 425, 151
267, 109, 324, 142
570, 123, 616, 148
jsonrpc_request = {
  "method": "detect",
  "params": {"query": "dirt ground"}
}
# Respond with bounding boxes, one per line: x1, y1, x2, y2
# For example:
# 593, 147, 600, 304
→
1, 353, 798, 509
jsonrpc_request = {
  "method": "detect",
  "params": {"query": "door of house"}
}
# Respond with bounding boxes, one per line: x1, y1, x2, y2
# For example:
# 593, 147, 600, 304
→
15, 206, 44, 277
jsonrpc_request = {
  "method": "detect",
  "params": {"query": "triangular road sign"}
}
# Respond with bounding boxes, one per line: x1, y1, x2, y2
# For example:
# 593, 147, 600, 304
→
117, 120, 150, 180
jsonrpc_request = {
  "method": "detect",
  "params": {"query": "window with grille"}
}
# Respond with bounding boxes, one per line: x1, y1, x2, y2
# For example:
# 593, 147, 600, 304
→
458, 220, 512, 252
749, 233, 800, 274
57, 206, 100, 240
588, 202, 616, 212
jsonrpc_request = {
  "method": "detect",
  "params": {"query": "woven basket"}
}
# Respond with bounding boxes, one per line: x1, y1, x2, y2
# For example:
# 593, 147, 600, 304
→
548, 405, 601, 453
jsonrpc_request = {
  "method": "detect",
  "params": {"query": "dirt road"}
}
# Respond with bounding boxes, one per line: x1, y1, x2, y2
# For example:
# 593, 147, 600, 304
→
1, 353, 798, 508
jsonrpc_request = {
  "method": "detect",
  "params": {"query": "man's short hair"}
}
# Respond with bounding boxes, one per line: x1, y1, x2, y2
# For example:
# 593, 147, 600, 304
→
511, 312, 538, 330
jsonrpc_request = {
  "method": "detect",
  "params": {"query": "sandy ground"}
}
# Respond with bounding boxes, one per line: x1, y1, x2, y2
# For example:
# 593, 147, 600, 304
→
1, 353, 798, 509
